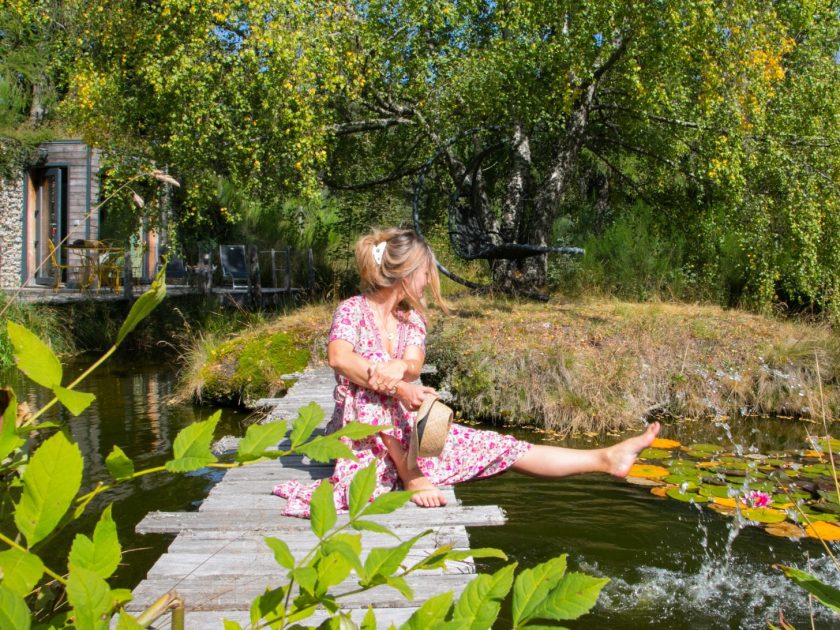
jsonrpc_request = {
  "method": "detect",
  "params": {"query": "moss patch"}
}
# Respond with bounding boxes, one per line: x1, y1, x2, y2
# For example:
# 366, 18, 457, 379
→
180, 303, 333, 407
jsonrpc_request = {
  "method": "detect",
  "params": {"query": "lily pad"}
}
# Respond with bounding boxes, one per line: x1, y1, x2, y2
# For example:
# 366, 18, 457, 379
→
688, 443, 726, 454
741, 507, 787, 524
707, 502, 736, 515
625, 476, 665, 487
711, 497, 740, 509
764, 459, 788, 467
650, 486, 670, 498
695, 461, 721, 469
628, 464, 670, 479
666, 488, 709, 503
801, 464, 831, 475
817, 490, 840, 505
801, 513, 840, 523
765, 522, 805, 539
651, 438, 682, 449
804, 520, 840, 540
640, 448, 672, 459
746, 481, 776, 492
664, 475, 701, 489
699, 486, 732, 499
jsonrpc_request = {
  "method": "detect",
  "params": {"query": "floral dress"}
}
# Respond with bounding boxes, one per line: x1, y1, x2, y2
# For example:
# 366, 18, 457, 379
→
272, 295, 532, 517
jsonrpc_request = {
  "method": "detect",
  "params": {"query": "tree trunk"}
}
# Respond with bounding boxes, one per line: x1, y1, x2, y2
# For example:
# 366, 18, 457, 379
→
523, 83, 597, 286
492, 122, 532, 289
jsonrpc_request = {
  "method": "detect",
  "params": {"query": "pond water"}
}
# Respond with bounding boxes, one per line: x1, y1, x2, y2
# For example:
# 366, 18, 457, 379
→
4, 360, 839, 628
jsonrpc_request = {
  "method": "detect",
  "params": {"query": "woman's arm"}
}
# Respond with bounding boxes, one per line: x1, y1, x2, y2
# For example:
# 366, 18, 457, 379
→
327, 339, 383, 388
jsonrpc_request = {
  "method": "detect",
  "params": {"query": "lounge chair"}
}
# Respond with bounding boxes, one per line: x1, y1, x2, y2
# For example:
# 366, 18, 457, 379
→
219, 245, 249, 290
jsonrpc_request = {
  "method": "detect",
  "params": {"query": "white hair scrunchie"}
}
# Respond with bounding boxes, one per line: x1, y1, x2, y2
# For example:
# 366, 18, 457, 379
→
372, 242, 386, 265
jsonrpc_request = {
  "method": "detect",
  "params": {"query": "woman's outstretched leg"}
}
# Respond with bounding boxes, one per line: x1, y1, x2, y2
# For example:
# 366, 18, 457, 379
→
511, 422, 660, 478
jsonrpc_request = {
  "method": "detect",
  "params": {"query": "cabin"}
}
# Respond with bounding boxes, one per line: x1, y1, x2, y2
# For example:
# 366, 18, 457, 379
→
0, 140, 160, 291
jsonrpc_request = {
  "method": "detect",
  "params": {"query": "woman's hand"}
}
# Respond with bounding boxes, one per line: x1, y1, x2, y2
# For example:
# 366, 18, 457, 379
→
395, 382, 436, 410
367, 359, 407, 393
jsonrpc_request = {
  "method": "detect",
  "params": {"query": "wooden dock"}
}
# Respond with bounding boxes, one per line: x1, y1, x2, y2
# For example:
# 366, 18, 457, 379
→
127, 367, 507, 627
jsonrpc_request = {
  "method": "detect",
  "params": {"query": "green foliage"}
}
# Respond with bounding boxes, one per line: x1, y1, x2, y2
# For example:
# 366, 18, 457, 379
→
0, 287, 607, 628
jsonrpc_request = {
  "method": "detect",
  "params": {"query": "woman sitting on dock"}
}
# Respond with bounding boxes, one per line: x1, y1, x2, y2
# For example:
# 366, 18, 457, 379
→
273, 228, 659, 517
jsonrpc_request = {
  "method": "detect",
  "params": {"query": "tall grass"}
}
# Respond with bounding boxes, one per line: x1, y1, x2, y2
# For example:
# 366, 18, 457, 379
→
0, 292, 74, 369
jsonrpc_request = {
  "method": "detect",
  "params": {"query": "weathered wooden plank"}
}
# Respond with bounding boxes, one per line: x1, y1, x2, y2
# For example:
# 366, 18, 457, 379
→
164, 526, 471, 554
201, 485, 458, 507
137, 504, 505, 534
126, 573, 473, 612
146, 550, 475, 578
170, 607, 422, 629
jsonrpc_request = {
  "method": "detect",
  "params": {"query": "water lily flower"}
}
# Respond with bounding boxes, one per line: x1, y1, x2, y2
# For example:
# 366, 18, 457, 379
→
747, 490, 772, 508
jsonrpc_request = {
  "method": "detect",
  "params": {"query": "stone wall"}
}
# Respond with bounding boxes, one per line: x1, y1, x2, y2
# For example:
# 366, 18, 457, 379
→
0, 177, 23, 289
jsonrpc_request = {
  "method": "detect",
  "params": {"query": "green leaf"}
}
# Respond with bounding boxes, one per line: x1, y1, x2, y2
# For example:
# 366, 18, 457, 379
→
250, 586, 287, 627
0, 390, 24, 460
105, 445, 135, 481
534, 571, 610, 621
68, 504, 121, 579
15, 431, 83, 547
293, 566, 318, 595
310, 479, 337, 538
349, 463, 377, 518
360, 605, 377, 630
115, 611, 145, 629
110, 588, 132, 607
66, 566, 112, 630
351, 519, 398, 537
776, 565, 840, 614
52, 385, 96, 416
289, 402, 324, 447
165, 412, 220, 473
265, 536, 295, 569
298, 435, 355, 463
363, 531, 430, 582
315, 552, 352, 592
363, 491, 414, 515
512, 555, 568, 626
450, 563, 517, 630
223, 620, 244, 630
322, 533, 364, 575
236, 421, 287, 463
384, 575, 413, 599
400, 591, 453, 629
0, 547, 45, 596
331, 422, 390, 441
0, 584, 31, 630
7, 321, 62, 388
116, 268, 166, 345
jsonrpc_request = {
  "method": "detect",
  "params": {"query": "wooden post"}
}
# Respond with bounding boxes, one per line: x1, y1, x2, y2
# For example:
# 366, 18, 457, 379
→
307, 248, 315, 296
284, 247, 291, 291
123, 247, 133, 299
270, 248, 277, 289
248, 244, 261, 308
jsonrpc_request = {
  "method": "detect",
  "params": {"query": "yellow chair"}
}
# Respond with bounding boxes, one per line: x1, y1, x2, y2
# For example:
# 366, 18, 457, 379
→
48, 241, 93, 291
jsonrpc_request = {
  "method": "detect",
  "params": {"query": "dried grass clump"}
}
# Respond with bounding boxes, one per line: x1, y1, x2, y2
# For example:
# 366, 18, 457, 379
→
426, 296, 839, 434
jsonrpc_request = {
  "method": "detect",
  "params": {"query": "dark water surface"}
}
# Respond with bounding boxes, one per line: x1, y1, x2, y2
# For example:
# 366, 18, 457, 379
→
5, 359, 839, 628
457, 420, 840, 629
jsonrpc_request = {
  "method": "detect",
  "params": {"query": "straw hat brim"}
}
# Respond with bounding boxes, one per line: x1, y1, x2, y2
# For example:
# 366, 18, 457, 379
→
407, 394, 453, 469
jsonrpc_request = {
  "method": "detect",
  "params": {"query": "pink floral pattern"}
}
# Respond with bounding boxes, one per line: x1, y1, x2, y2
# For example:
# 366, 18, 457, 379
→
273, 295, 532, 517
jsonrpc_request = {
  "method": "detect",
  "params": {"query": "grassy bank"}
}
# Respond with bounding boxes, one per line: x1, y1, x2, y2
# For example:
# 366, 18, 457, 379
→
425, 296, 839, 433
179, 295, 838, 432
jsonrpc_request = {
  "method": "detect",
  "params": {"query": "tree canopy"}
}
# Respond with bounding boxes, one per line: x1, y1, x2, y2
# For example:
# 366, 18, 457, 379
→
4, 0, 838, 313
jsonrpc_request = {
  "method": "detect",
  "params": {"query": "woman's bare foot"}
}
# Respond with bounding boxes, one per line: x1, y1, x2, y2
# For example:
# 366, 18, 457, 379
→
404, 472, 447, 508
604, 421, 661, 477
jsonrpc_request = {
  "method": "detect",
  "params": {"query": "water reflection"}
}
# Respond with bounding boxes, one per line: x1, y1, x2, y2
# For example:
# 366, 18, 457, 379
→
1, 355, 249, 589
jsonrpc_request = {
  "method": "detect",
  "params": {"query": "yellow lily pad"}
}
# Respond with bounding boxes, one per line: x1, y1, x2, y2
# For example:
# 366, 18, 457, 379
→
804, 520, 840, 541
628, 464, 670, 479
707, 502, 736, 515
651, 438, 682, 449
696, 461, 721, 469
711, 497, 742, 509
650, 486, 670, 498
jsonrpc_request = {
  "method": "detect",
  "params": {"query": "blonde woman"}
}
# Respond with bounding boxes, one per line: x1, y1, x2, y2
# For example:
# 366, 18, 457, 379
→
273, 228, 659, 516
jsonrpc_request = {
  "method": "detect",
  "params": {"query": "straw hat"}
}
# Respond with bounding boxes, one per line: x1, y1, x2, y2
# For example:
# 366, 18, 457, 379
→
407, 394, 453, 469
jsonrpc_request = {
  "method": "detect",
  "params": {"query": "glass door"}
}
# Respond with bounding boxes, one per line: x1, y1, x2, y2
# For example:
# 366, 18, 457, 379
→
34, 168, 64, 285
